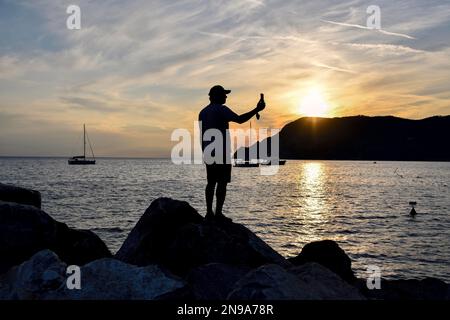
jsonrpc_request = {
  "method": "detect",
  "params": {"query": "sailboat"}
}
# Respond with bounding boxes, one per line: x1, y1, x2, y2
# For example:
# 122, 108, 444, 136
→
261, 159, 287, 166
234, 160, 259, 167
68, 124, 96, 165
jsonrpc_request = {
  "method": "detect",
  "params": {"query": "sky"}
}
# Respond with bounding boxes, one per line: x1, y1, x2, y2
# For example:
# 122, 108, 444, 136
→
0, 0, 449, 157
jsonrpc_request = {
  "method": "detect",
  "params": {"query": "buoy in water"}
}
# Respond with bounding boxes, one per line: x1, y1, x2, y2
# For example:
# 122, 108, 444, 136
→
409, 201, 417, 216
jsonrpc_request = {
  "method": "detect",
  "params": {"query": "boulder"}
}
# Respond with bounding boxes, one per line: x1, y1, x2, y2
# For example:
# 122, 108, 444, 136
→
357, 277, 450, 300
0, 250, 187, 300
115, 197, 203, 265
116, 197, 289, 275
58, 258, 187, 300
186, 263, 251, 300
0, 201, 111, 274
0, 183, 41, 209
0, 250, 66, 299
165, 221, 289, 275
289, 263, 365, 299
227, 263, 365, 300
288, 240, 355, 282
53, 225, 112, 267
227, 264, 309, 300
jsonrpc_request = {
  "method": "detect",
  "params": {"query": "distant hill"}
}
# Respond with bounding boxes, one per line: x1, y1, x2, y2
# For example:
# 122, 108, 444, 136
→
237, 115, 450, 161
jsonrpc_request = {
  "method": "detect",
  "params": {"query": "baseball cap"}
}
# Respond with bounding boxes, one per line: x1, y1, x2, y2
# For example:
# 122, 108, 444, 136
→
209, 85, 231, 97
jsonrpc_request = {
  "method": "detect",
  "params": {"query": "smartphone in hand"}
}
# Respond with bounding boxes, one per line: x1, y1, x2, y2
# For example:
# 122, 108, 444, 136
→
257, 93, 264, 120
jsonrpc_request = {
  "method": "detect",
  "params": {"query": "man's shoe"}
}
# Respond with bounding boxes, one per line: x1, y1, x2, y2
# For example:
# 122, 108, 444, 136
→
215, 212, 232, 223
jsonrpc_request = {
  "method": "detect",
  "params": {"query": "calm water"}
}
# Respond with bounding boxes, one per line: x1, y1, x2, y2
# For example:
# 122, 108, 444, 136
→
1, 158, 449, 282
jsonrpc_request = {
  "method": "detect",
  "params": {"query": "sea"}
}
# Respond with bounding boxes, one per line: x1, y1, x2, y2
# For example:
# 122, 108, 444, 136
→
1, 157, 449, 282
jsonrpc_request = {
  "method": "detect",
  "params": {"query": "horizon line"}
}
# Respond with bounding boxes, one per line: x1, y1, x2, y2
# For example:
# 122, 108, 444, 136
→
295, 114, 450, 121
0, 156, 172, 160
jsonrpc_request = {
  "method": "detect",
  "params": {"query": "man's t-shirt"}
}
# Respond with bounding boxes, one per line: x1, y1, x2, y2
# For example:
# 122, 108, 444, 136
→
198, 103, 238, 163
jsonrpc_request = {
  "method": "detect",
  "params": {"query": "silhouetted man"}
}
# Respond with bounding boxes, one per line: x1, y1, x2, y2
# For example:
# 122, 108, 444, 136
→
199, 85, 265, 222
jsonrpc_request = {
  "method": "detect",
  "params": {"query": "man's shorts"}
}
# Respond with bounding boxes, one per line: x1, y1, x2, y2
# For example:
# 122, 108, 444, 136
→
206, 163, 232, 183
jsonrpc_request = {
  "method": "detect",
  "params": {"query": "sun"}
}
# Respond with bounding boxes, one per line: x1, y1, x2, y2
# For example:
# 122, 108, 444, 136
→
299, 88, 330, 117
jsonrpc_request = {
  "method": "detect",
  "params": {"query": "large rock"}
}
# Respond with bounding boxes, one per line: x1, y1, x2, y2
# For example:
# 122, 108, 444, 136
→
116, 197, 289, 275
186, 263, 251, 300
116, 197, 203, 266
0, 250, 187, 300
288, 240, 355, 282
0, 201, 111, 274
59, 259, 187, 300
227, 264, 308, 300
0, 183, 41, 209
0, 250, 66, 299
289, 263, 365, 299
227, 263, 365, 300
165, 221, 289, 275
357, 278, 450, 300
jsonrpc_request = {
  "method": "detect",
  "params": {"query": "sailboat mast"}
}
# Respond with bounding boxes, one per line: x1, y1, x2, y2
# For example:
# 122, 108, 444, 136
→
83, 124, 86, 158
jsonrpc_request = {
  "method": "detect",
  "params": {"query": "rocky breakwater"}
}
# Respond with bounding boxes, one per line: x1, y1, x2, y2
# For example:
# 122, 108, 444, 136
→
0, 183, 448, 300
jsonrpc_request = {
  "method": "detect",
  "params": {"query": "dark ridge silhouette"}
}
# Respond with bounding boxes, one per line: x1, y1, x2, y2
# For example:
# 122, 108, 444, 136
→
236, 115, 450, 161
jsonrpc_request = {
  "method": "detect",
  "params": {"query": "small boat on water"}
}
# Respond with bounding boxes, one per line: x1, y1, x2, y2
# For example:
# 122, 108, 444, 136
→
261, 159, 287, 166
233, 120, 261, 168
68, 124, 96, 165
233, 160, 259, 168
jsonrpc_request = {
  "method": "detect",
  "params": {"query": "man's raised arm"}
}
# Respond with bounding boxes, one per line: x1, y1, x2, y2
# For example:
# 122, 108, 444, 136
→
230, 98, 265, 124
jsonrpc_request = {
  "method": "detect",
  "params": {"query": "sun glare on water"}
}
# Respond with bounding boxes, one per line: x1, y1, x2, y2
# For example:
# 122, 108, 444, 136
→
299, 88, 331, 117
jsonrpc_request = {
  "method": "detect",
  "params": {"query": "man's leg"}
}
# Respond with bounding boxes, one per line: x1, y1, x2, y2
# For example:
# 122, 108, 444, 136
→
205, 181, 216, 216
215, 182, 227, 215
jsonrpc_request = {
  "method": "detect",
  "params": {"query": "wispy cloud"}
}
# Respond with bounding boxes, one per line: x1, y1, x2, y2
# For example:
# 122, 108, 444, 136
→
321, 19, 416, 39
0, 0, 449, 156
342, 43, 426, 55
61, 96, 121, 113
312, 62, 357, 74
